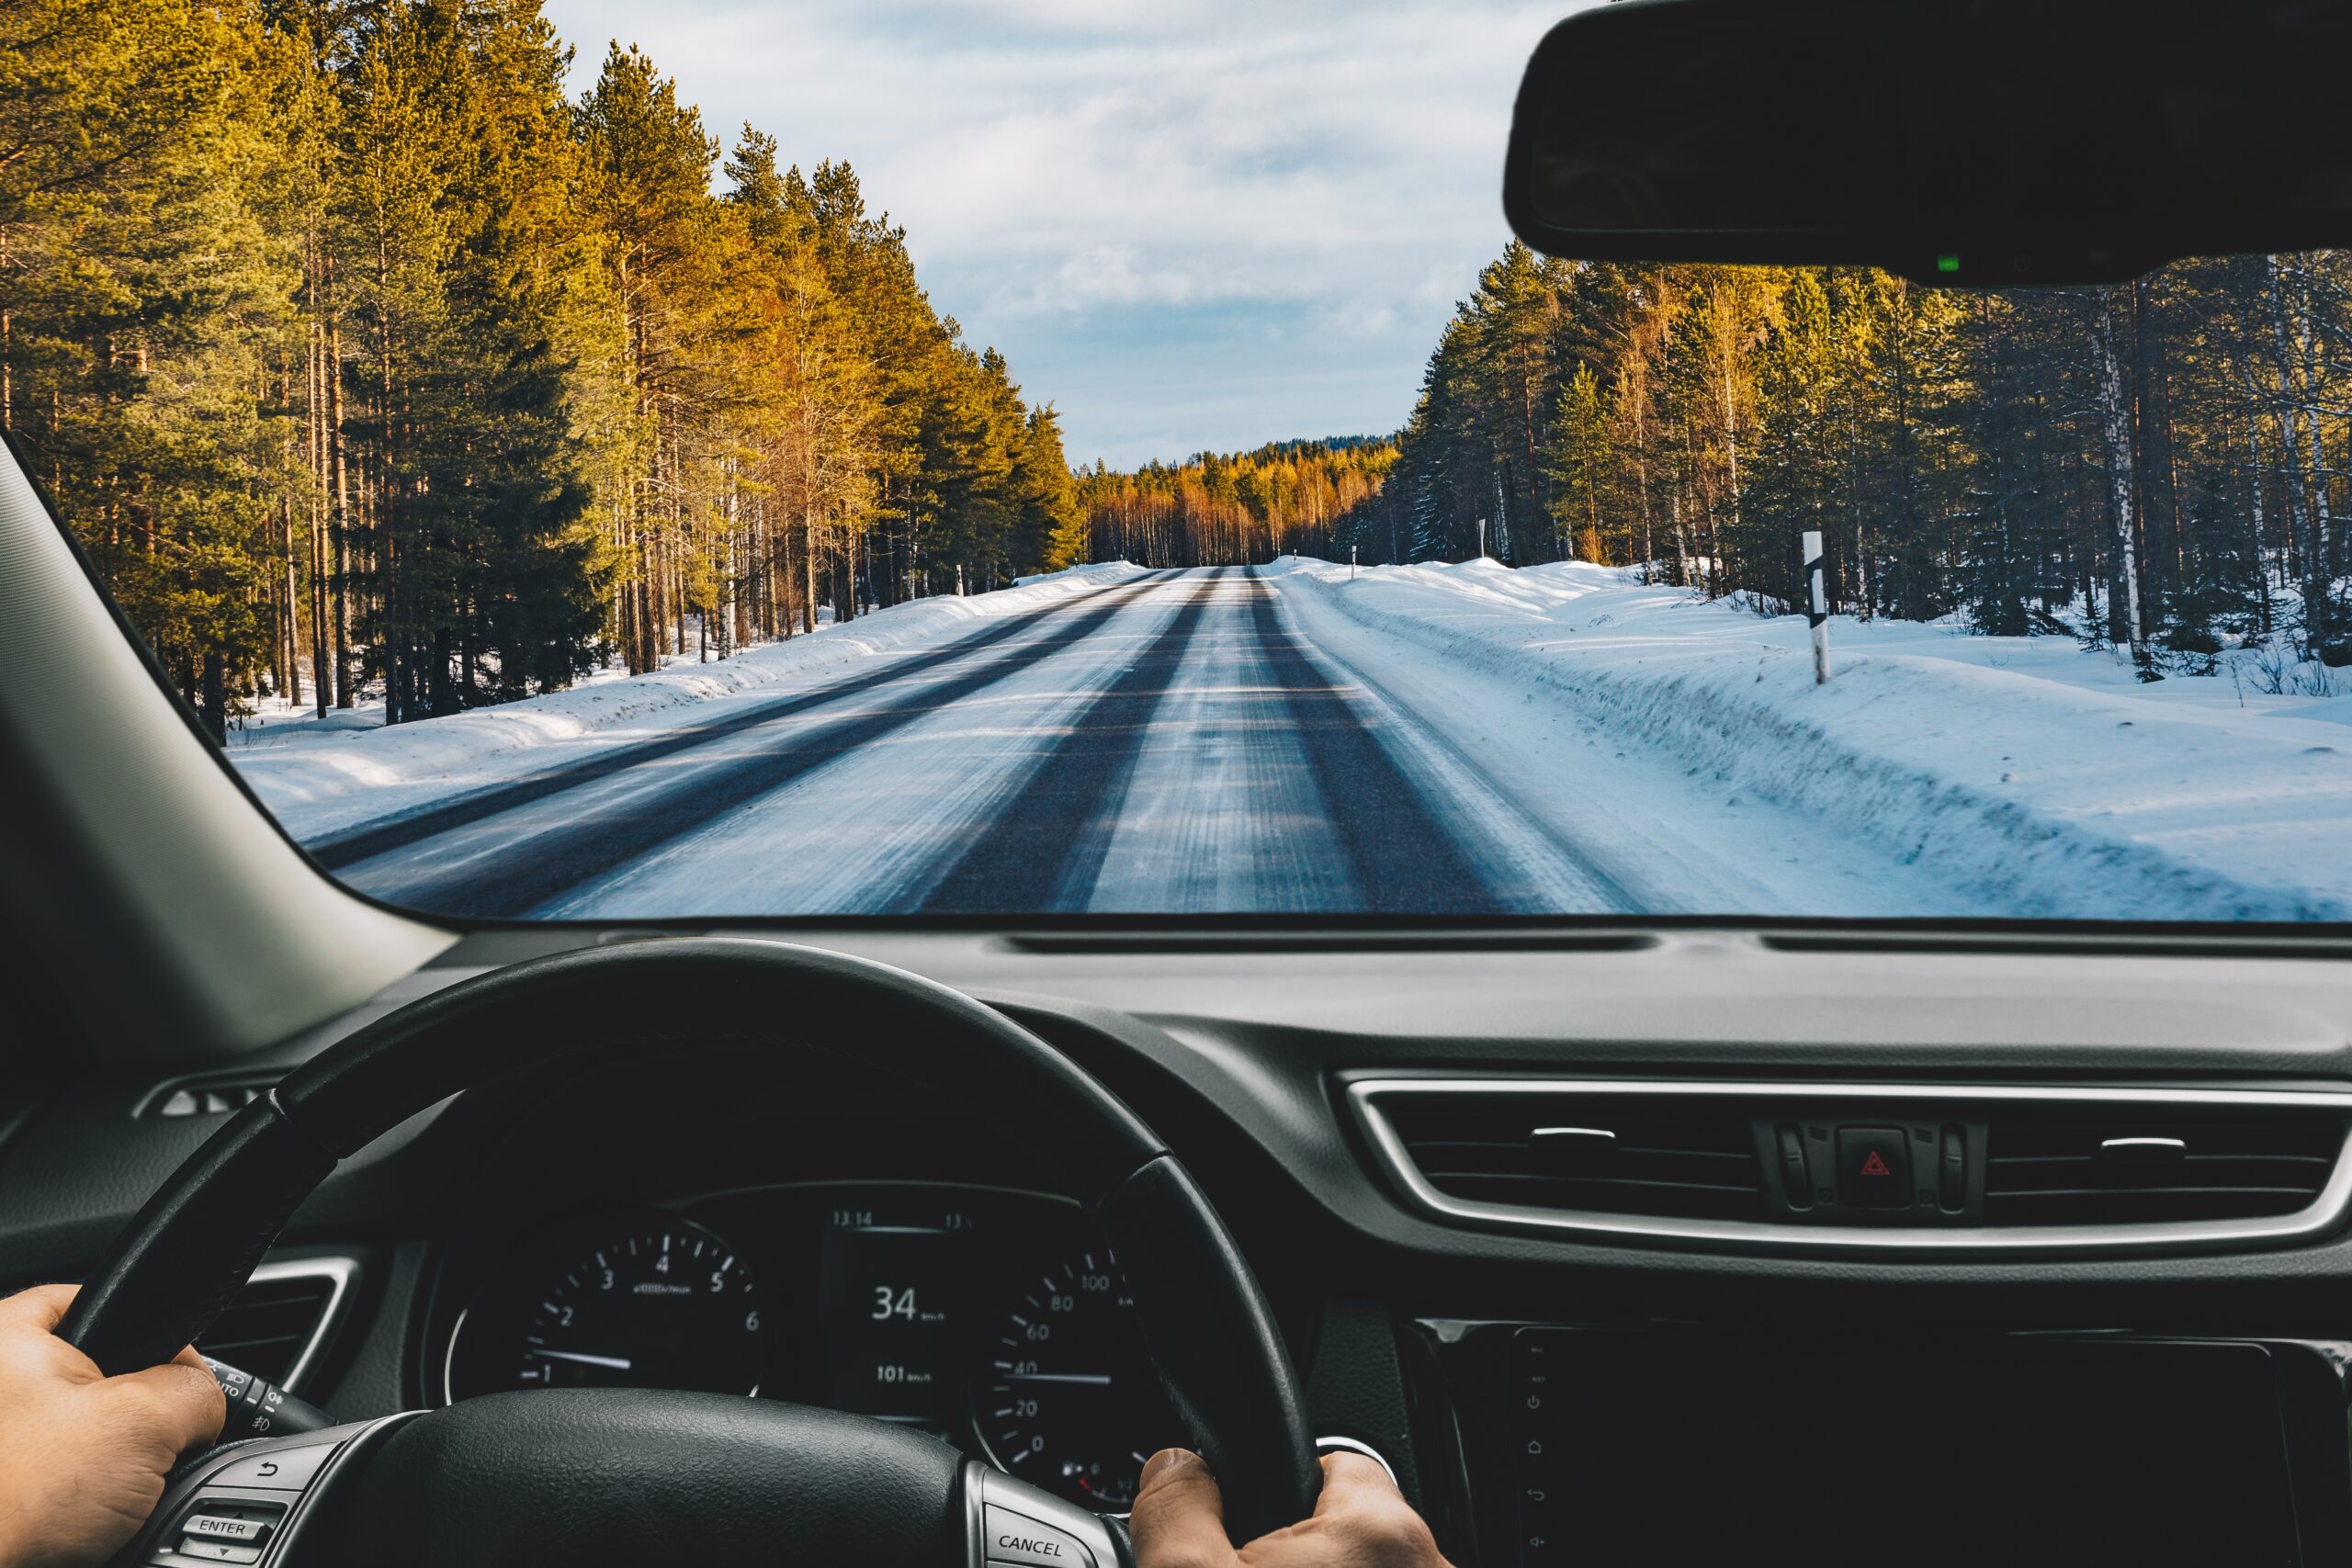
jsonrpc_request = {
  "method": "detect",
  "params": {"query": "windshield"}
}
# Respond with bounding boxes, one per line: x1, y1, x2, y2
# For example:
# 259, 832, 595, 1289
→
8, 1, 2348, 922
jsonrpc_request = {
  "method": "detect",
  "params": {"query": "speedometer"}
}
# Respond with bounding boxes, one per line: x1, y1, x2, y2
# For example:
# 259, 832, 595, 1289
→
507, 1217, 761, 1395
971, 1247, 1181, 1508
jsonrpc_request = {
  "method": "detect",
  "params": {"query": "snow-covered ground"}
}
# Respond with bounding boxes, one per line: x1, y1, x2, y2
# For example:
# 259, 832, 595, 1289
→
1265, 556, 2352, 921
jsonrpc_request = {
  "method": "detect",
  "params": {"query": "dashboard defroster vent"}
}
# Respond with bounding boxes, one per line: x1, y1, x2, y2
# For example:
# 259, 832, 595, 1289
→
1374, 1091, 1765, 1223
1984, 1109, 2340, 1226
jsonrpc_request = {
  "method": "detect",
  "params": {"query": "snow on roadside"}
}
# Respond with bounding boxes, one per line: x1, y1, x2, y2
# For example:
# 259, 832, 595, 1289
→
232, 562, 1147, 840
1262, 556, 2352, 920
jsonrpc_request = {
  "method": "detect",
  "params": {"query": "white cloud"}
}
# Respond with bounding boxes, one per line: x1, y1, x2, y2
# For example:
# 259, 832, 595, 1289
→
1035, 244, 1198, 311
542, 0, 1582, 464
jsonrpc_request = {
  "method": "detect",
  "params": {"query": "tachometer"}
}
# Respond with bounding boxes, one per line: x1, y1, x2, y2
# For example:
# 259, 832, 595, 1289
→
508, 1217, 761, 1395
970, 1247, 1181, 1508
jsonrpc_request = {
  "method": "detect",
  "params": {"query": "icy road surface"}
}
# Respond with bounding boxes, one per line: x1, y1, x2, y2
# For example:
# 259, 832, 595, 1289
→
284, 567, 1990, 919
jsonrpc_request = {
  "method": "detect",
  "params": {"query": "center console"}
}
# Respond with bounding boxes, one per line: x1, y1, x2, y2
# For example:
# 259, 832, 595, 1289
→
1407, 1322, 2352, 1567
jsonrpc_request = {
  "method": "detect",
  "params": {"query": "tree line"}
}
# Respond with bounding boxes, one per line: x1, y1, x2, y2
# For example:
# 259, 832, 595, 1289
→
2, 0, 1084, 736
1352, 243, 2352, 675
1074, 439, 1396, 567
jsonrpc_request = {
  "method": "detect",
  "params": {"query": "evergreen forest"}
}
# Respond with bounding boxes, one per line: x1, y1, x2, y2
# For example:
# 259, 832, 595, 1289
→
4, 0, 1084, 736
1098, 246, 2352, 681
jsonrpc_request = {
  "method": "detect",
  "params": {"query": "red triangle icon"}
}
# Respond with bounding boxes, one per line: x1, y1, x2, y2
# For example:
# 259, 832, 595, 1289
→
1859, 1150, 1893, 1178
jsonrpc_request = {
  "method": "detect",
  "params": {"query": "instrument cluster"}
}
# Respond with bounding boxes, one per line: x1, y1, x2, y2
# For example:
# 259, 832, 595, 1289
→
438, 1182, 1179, 1508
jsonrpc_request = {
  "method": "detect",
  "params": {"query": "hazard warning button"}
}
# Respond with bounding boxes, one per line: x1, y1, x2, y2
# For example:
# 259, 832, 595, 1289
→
1836, 1127, 1911, 1208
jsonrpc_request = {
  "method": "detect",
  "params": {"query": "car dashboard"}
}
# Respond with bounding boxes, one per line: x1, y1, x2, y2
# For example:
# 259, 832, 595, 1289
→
7, 925, 2352, 1565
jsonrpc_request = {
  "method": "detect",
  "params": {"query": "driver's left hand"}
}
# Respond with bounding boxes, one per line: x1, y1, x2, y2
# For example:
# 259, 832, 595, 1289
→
0, 1284, 224, 1568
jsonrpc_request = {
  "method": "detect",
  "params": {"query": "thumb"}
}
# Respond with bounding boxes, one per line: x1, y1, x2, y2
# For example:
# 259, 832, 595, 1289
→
107, 1353, 226, 1459
1129, 1449, 1233, 1567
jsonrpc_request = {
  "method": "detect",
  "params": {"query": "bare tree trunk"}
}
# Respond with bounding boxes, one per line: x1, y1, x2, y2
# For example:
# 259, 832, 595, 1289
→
307, 258, 331, 718
2093, 293, 2148, 665
327, 309, 355, 709
802, 503, 819, 634
2266, 254, 2325, 640
1669, 478, 1689, 588
280, 493, 300, 705
2241, 380, 2275, 633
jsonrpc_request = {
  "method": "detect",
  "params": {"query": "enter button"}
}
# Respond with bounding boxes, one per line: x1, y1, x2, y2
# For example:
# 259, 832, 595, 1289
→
1837, 1127, 1911, 1207
984, 1503, 1097, 1568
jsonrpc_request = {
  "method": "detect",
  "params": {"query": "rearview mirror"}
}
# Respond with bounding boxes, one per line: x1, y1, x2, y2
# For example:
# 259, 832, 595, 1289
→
1503, 0, 2352, 286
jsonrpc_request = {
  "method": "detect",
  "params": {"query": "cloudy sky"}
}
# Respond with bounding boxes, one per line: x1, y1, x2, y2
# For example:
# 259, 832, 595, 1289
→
540, 0, 1576, 468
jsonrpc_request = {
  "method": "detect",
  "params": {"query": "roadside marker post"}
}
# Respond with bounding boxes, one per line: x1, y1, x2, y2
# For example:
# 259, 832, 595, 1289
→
1351, 544, 1357, 581
1804, 528, 1830, 684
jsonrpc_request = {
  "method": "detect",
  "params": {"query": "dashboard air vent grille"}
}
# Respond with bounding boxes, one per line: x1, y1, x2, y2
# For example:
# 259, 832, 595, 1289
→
194, 1266, 345, 1389
1984, 1108, 2341, 1226
1377, 1092, 1765, 1222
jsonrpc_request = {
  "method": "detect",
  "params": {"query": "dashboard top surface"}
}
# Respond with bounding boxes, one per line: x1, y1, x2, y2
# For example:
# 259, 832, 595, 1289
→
420, 925, 2352, 1069
6, 924, 2352, 1335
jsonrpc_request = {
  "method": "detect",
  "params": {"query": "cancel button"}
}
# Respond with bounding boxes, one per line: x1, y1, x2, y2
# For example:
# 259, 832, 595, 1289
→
984, 1503, 1097, 1568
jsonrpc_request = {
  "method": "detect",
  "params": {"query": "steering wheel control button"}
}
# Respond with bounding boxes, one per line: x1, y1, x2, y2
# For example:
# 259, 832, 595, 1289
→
983, 1503, 1099, 1568
158, 1501, 284, 1565
1836, 1127, 1910, 1207
209, 1440, 339, 1491
181, 1514, 271, 1545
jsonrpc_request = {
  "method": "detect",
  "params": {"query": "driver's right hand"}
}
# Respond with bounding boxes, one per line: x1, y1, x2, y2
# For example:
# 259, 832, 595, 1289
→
1129, 1448, 1453, 1568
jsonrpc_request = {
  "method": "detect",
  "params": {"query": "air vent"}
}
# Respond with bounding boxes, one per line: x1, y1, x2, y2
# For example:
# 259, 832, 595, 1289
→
193, 1259, 355, 1393
1348, 1079, 2352, 1255
1984, 1109, 2341, 1226
1372, 1090, 1765, 1223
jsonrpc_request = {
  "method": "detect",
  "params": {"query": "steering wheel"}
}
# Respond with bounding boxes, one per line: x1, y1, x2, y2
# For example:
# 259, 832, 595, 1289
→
59, 939, 1322, 1566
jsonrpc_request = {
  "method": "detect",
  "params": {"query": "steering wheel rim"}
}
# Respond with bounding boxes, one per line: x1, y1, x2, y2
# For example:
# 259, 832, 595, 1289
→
62, 937, 1321, 1551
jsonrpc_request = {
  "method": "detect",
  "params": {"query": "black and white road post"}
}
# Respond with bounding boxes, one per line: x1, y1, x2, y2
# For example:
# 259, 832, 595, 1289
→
1351, 543, 1358, 581
1803, 527, 1830, 684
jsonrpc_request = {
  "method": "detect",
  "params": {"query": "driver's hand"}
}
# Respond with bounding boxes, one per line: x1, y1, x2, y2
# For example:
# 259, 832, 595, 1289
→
0, 1285, 224, 1568
1130, 1448, 1453, 1568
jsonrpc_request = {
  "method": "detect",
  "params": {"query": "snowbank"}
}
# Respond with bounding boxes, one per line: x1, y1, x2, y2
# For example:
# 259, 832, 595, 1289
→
233, 562, 1148, 840
1263, 556, 2352, 920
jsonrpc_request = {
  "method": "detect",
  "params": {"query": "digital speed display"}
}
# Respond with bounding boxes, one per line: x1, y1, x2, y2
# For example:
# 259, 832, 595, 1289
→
813, 1199, 979, 1426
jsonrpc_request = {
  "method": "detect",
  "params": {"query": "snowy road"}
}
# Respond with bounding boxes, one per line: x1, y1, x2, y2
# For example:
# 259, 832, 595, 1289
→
301, 566, 1994, 919
246, 555, 2352, 921
311, 567, 1629, 917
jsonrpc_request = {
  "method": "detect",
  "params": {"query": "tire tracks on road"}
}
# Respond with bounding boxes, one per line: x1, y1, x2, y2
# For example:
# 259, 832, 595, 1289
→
341, 573, 1185, 916
1241, 568, 1506, 914
311, 571, 1171, 871
909, 569, 1225, 912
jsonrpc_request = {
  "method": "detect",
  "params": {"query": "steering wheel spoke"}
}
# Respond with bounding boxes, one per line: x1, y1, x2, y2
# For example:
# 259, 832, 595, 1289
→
112, 1415, 416, 1568
965, 1459, 1134, 1568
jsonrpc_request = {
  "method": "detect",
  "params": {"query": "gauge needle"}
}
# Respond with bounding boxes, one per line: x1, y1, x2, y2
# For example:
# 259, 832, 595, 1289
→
1002, 1372, 1113, 1385
526, 1348, 635, 1371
